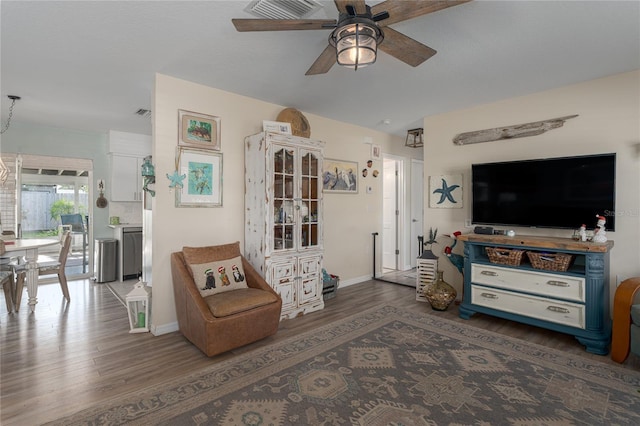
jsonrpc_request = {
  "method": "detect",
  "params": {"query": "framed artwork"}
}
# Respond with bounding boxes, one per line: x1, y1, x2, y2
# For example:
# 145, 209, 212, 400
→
371, 144, 381, 160
176, 147, 223, 207
429, 174, 463, 208
262, 120, 292, 135
178, 110, 221, 150
322, 158, 358, 193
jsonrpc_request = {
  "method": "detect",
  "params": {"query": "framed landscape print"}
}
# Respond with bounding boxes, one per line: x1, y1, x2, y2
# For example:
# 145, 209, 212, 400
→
322, 158, 358, 194
176, 147, 223, 207
178, 110, 221, 150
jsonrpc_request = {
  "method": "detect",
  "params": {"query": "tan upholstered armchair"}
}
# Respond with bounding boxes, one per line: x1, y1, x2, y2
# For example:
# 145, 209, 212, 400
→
611, 277, 640, 363
170, 241, 282, 357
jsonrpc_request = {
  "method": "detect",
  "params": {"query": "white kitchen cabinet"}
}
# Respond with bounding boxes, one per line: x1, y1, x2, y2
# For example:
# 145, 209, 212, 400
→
110, 155, 144, 202
245, 131, 325, 320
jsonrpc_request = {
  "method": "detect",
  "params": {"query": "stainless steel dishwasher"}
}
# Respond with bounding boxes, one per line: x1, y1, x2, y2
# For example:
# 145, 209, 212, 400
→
122, 226, 142, 279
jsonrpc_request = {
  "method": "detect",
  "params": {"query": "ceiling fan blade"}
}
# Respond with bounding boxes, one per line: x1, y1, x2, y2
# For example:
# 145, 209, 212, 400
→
372, 0, 472, 27
378, 27, 437, 67
334, 0, 367, 15
306, 45, 336, 75
232, 18, 336, 32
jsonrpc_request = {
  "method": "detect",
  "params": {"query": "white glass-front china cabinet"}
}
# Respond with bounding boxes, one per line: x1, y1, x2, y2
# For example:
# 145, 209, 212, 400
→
244, 132, 325, 319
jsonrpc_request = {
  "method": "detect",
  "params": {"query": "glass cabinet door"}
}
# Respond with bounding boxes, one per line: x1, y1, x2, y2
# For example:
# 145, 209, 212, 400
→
273, 147, 295, 251
300, 150, 321, 249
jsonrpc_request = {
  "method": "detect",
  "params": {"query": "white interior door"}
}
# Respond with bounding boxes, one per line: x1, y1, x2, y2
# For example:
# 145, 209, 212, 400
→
382, 158, 397, 271
410, 160, 424, 267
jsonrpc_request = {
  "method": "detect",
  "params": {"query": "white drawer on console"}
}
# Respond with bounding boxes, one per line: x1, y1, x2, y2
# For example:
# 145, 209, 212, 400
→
471, 264, 585, 302
471, 285, 585, 329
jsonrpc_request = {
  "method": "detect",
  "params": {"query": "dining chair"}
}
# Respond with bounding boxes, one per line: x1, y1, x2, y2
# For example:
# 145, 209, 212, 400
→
0, 240, 16, 313
60, 214, 88, 273
13, 231, 72, 311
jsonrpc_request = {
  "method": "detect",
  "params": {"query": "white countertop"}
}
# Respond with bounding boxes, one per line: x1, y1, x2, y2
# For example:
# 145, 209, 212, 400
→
108, 223, 142, 229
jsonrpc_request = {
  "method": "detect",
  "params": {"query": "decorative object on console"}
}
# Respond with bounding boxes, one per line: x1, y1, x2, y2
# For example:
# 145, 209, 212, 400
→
424, 270, 457, 311
322, 158, 358, 193
453, 114, 578, 145
126, 280, 150, 333
175, 147, 222, 208
178, 110, 221, 151
429, 174, 462, 208
141, 155, 156, 197
593, 214, 608, 243
579, 224, 587, 242
276, 108, 310, 138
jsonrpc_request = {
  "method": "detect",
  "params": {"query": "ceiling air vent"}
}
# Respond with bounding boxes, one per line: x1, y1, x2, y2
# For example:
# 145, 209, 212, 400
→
245, 0, 323, 20
135, 108, 152, 118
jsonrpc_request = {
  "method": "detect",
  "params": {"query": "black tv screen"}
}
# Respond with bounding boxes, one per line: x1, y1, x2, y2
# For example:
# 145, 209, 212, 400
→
472, 153, 616, 231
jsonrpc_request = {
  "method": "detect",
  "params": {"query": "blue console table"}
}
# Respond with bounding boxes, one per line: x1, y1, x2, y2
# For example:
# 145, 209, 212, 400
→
458, 234, 614, 355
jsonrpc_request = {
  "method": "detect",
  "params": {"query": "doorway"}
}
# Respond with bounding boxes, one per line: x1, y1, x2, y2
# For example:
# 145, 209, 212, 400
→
409, 159, 424, 267
382, 157, 399, 272
378, 156, 423, 287
16, 154, 93, 280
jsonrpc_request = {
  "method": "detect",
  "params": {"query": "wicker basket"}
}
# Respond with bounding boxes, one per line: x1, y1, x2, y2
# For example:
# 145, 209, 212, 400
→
526, 251, 573, 272
485, 247, 525, 266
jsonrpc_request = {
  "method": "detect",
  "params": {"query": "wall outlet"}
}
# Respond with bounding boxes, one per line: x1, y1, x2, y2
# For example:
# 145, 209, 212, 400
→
464, 219, 473, 228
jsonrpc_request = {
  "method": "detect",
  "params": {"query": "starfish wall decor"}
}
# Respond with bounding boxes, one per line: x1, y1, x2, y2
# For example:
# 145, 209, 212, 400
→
429, 174, 463, 209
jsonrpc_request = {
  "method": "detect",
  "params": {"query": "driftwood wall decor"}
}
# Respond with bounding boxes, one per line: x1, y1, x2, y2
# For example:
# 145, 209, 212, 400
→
453, 115, 578, 145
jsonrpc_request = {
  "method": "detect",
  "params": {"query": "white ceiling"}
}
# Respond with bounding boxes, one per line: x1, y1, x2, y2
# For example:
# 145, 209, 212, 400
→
1, 1, 639, 139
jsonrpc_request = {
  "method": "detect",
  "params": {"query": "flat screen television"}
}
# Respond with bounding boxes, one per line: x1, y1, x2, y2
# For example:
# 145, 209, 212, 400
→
472, 153, 616, 231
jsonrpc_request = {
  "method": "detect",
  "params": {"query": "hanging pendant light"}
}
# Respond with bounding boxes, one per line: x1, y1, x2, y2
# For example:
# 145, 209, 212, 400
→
406, 128, 424, 148
1, 95, 21, 135
0, 96, 20, 185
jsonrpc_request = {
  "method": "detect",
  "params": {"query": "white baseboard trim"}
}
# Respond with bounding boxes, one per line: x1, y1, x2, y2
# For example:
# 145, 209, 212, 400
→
151, 321, 179, 336
338, 275, 373, 288
151, 276, 376, 333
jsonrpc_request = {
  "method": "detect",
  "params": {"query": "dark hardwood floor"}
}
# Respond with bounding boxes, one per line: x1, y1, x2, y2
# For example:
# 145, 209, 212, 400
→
1, 278, 638, 425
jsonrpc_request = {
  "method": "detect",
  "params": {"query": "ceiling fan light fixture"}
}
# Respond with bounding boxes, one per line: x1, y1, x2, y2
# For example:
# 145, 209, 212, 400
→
329, 7, 383, 72
333, 23, 380, 70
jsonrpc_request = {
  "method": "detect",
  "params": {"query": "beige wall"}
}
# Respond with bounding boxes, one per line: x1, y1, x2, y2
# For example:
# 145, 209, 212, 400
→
150, 74, 422, 332
423, 70, 640, 298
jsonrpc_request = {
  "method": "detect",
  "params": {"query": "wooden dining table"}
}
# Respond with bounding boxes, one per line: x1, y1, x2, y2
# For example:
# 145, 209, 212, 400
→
3, 238, 60, 312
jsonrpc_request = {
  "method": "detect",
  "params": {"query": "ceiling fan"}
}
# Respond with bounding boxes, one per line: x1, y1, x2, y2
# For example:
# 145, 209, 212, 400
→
232, 0, 471, 75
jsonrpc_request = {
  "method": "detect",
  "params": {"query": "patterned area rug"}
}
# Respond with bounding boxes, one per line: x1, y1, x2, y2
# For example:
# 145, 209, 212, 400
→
49, 305, 640, 425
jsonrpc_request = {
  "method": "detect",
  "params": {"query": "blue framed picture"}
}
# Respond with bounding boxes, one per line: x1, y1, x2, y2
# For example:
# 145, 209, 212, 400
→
176, 147, 222, 207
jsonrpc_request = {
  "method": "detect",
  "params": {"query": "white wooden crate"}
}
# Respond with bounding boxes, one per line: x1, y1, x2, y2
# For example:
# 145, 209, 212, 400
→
416, 258, 438, 302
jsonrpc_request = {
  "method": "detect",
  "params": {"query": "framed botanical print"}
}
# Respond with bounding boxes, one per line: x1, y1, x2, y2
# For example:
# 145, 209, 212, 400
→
176, 147, 223, 207
178, 110, 221, 150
